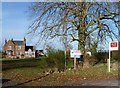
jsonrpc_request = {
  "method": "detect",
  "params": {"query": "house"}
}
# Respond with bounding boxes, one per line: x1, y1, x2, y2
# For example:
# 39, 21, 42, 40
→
36, 50, 44, 57
25, 46, 36, 58
4, 38, 36, 58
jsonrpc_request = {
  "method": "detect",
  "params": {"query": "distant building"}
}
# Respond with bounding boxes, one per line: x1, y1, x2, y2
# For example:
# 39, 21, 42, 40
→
4, 38, 36, 58
25, 46, 36, 58
36, 50, 44, 57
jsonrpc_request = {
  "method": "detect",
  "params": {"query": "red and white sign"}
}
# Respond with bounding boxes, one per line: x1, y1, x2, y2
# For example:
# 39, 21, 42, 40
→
70, 50, 81, 58
108, 41, 119, 72
109, 41, 119, 51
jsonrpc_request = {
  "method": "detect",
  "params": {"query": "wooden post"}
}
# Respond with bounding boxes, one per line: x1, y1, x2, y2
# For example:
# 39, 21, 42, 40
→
74, 55, 76, 70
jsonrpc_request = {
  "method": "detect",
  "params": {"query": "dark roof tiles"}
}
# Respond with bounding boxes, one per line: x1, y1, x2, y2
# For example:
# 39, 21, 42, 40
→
13, 41, 25, 45
25, 46, 35, 51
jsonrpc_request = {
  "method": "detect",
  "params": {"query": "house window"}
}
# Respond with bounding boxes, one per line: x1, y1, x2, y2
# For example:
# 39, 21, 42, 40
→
18, 52, 20, 55
16, 52, 20, 56
25, 52, 28, 55
8, 46, 12, 50
18, 46, 21, 50
32, 52, 34, 55
8, 51, 11, 56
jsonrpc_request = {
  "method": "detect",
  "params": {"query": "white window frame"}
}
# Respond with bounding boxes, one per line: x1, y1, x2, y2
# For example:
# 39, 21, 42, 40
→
8, 46, 12, 50
18, 46, 21, 50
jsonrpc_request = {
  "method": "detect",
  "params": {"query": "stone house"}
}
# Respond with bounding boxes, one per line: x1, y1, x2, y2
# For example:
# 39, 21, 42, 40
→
4, 38, 36, 58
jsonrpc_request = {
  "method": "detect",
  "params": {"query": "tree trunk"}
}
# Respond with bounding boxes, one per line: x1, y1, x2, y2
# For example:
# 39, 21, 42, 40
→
78, 33, 90, 68
78, 2, 90, 68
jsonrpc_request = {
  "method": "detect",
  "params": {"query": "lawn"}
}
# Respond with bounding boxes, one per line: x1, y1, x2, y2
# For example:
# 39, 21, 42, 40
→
2, 61, 118, 86
2, 58, 48, 70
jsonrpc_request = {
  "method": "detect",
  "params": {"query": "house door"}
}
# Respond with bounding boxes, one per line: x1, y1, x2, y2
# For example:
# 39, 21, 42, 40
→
8, 50, 13, 57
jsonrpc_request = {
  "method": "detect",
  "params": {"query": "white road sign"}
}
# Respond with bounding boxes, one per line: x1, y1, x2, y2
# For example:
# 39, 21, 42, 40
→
70, 50, 81, 58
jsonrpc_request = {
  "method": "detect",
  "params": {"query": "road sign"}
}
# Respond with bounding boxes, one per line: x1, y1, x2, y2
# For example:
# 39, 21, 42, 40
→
108, 41, 119, 72
70, 50, 81, 58
109, 41, 119, 51
70, 50, 81, 70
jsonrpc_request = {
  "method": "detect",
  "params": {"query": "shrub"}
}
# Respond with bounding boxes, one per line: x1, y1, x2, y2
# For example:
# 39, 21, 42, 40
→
90, 55, 98, 66
47, 50, 65, 70
93, 52, 108, 64
91, 50, 119, 66
111, 50, 120, 61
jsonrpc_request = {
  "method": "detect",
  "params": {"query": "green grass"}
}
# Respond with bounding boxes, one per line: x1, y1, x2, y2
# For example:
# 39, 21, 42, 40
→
3, 67, 45, 84
3, 67, 44, 77
2, 49, 119, 85
2, 62, 118, 86
2, 58, 49, 70
24, 63, 118, 86
2, 56, 73, 70
66, 63, 118, 76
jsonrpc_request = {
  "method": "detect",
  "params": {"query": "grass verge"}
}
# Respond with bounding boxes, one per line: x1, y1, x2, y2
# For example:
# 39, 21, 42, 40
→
2, 62, 118, 86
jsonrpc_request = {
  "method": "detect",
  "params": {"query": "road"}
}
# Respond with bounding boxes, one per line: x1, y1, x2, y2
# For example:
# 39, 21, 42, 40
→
81, 79, 119, 86
1, 77, 119, 87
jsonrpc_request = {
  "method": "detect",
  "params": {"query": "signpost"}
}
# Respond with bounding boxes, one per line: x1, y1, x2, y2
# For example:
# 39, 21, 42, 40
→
64, 50, 67, 69
108, 41, 119, 72
70, 50, 81, 69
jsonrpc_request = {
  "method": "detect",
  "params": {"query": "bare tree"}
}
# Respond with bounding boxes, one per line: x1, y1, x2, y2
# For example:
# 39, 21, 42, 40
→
28, 2, 119, 68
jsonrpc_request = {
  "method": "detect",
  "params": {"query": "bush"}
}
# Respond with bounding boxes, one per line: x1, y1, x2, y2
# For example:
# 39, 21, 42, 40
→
47, 50, 65, 70
91, 50, 119, 66
66, 59, 73, 68
94, 52, 108, 64
111, 50, 120, 61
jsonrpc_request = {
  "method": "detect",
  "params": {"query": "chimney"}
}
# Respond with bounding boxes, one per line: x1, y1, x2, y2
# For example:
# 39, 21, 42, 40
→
24, 37, 26, 44
11, 38, 13, 41
5, 39, 7, 43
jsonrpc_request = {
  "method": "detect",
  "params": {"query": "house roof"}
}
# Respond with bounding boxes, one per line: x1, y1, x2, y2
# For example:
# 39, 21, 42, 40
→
13, 41, 25, 45
25, 46, 35, 51
36, 50, 43, 52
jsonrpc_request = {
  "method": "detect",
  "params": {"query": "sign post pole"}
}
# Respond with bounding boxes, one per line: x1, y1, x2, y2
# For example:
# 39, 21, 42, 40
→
108, 49, 111, 72
64, 50, 67, 69
74, 55, 76, 70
